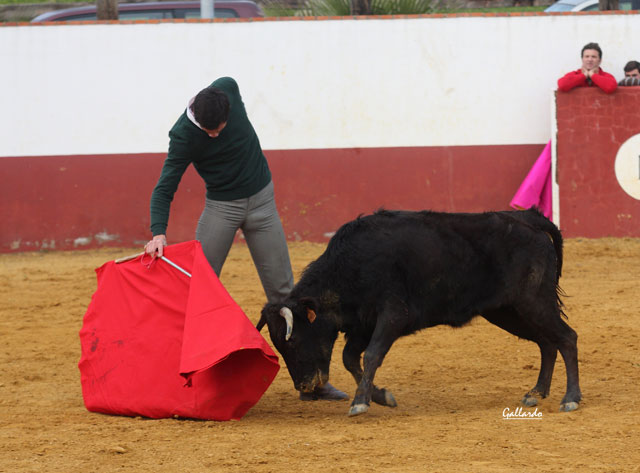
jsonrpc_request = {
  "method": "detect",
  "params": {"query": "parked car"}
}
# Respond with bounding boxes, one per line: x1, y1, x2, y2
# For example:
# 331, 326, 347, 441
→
30, 1, 264, 22
544, 0, 636, 12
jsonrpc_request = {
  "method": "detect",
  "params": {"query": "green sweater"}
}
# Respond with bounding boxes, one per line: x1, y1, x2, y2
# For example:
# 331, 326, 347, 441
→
150, 77, 271, 236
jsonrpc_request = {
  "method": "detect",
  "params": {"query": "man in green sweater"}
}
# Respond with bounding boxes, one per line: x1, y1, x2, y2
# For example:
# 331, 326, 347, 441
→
145, 77, 347, 401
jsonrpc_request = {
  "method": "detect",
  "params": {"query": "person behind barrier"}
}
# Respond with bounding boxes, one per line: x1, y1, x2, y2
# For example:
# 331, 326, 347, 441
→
618, 60, 640, 86
145, 77, 348, 402
510, 43, 617, 219
557, 42, 617, 94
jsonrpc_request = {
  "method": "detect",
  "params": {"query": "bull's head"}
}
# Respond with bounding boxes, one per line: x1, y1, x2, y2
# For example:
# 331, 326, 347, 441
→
257, 297, 337, 393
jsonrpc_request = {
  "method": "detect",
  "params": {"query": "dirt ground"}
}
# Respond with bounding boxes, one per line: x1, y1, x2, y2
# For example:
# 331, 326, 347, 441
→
1, 238, 639, 472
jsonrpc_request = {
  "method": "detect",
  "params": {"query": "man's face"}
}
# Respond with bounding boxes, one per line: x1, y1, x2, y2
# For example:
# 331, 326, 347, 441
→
203, 121, 227, 138
581, 49, 602, 71
625, 68, 640, 78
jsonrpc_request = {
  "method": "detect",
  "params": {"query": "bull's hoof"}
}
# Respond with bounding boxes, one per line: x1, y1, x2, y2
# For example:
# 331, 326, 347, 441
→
348, 403, 369, 416
384, 389, 397, 408
559, 402, 579, 412
372, 388, 397, 407
521, 395, 539, 407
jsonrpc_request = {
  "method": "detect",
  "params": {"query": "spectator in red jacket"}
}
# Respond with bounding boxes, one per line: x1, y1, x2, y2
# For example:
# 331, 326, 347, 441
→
510, 43, 617, 219
557, 42, 617, 94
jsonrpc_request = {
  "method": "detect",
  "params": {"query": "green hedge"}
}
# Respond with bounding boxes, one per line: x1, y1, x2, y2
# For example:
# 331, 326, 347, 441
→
0, 0, 83, 4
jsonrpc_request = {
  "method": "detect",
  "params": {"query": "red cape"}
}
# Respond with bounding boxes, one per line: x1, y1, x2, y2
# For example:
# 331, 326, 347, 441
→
78, 240, 279, 421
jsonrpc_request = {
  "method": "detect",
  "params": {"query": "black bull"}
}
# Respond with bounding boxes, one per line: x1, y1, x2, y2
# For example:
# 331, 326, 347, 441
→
257, 209, 582, 416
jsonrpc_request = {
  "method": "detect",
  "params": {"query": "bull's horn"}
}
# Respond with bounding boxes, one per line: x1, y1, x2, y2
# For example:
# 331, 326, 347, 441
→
279, 307, 294, 341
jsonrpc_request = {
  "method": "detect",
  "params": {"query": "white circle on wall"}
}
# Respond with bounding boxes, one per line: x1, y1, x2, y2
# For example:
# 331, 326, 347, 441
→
615, 134, 640, 201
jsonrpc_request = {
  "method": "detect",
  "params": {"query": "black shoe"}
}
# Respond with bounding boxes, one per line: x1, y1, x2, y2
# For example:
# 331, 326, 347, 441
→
299, 382, 349, 401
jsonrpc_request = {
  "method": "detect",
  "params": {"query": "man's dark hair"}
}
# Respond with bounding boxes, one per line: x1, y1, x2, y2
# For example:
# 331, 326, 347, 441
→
623, 60, 640, 73
581, 42, 602, 59
191, 86, 230, 130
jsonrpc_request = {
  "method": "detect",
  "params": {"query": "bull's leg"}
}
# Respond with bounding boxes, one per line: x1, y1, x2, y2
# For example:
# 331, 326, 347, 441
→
512, 302, 582, 412
522, 341, 557, 407
554, 322, 582, 411
343, 335, 397, 408
348, 316, 400, 417
482, 308, 557, 407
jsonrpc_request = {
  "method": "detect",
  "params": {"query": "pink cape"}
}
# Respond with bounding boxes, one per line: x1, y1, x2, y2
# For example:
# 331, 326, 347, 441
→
78, 240, 279, 421
510, 141, 552, 220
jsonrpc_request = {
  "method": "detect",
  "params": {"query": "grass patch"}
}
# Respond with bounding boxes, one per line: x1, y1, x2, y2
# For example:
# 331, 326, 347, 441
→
262, 0, 547, 16
0, 0, 84, 4
1, 0, 546, 14
442, 5, 547, 12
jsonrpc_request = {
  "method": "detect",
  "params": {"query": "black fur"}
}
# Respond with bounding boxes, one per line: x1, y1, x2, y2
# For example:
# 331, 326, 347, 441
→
259, 208, 581, 415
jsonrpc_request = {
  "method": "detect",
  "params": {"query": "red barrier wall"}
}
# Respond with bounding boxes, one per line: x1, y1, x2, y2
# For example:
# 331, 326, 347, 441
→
556, 88, 640, 238
1, 145, 541, 252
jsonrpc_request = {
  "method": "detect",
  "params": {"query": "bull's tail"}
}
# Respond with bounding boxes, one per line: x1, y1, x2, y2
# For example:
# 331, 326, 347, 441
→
506, 208, 563, 281
551, 229, 563, 281
505, 208, 566, 318
531, 210, 563, 281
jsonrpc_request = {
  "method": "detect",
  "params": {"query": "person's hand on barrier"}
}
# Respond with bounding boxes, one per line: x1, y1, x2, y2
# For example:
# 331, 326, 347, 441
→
585, 67, 601, 79
145, 234, 167, 258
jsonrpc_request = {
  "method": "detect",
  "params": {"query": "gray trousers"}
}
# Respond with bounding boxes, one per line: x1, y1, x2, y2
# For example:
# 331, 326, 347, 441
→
195, 181, 294, 303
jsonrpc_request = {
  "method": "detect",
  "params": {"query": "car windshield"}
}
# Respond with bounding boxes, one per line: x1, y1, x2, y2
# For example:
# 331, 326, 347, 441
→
545, 2, 582, 11
545, 0, 631, 10
183, 8, 238, 18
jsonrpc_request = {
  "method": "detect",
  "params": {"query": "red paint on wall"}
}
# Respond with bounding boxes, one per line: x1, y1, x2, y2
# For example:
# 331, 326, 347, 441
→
1, 145, 542, 252
268, 146, 542, 240
556, 88, 640, 238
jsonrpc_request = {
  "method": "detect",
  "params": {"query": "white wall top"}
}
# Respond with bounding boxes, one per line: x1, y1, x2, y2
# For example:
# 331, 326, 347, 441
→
1, 14, 638, 157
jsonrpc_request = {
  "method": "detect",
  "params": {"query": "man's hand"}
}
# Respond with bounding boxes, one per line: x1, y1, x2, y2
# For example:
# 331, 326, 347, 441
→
145, 234, 167, 258
582, 67, 600, 79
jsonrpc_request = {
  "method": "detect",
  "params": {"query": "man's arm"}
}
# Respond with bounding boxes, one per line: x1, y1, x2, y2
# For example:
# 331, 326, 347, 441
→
618, 77, 640, 87
147, 130, 192, 257
557, 70, 587, 92
591, 70, 618, 94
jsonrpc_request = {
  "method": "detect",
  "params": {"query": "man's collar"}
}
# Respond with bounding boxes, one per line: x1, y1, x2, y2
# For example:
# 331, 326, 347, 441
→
186, 97, 204, 131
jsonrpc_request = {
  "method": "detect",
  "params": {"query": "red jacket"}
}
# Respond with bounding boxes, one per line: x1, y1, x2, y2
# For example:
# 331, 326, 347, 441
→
557, 68, 617, 94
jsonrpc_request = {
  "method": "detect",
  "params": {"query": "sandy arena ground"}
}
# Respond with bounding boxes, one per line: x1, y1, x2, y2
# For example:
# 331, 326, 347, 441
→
1, 238, 639, 472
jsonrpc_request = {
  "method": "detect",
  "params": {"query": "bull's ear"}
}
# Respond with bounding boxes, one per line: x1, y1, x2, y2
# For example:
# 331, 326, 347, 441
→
307, 309, 317, 324
257, 303, 279, 331
298, 297, 318, 324
298, 297, 317, 312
